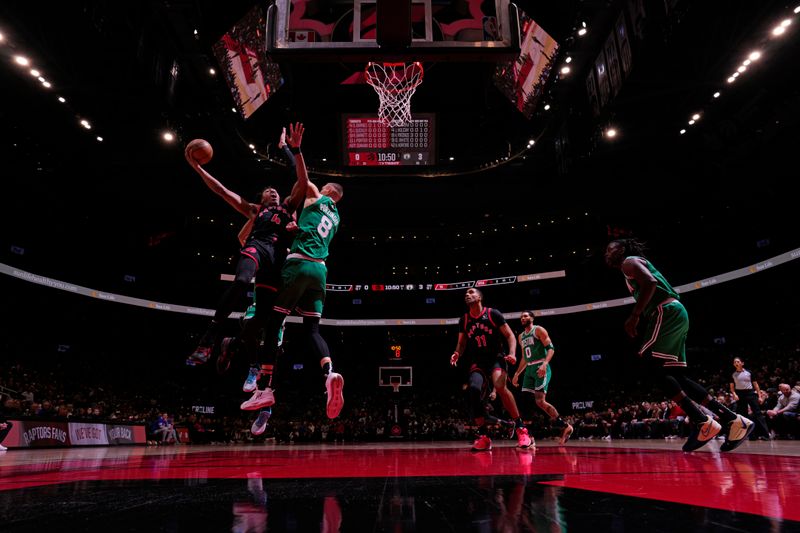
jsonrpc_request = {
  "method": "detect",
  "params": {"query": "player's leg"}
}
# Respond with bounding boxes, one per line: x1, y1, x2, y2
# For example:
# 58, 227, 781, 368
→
529, 365, 572, 444
240, 261, 305, 411
651, 302, 751, 451
492, 360, 530, 448
297, 261, 343, 419
189, 252, 257, 364
240, 268, 280, 392
467, 366, 491, 451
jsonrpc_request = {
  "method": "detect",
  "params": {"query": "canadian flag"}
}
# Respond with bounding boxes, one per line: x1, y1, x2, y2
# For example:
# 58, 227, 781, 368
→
289, 30, 316, 43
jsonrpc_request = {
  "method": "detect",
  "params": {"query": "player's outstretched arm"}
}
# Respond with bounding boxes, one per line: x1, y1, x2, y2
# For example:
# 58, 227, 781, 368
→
185, 145, 255, 218
283, 123, 310, 212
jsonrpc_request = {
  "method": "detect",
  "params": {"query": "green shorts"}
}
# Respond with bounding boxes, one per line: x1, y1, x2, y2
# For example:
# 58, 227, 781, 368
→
521, 361, 551, 393
273, 258, 327, 317
639, 300, 688, 368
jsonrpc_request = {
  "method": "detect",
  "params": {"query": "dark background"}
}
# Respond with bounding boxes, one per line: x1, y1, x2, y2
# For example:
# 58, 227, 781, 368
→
1, 0, 797, 411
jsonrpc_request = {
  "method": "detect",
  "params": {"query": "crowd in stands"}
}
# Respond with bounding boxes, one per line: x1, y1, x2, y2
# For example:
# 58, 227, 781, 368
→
1, 338, 798, 446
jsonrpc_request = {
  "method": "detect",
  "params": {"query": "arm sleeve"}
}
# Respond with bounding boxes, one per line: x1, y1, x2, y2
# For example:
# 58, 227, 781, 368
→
281, 144, 297, 170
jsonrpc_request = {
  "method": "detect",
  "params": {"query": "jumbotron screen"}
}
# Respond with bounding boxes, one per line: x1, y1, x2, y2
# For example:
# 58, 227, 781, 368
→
342, 113, 436, 166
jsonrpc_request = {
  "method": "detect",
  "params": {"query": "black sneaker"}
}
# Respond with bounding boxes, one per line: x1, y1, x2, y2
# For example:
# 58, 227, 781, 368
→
682, 415, 722, 452
217, 337, 236, 374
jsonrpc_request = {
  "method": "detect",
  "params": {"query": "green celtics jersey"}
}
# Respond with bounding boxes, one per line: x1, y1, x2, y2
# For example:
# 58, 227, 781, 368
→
624, 256, 679, 317
291, 195, 340, 260
520, 326, 547, 364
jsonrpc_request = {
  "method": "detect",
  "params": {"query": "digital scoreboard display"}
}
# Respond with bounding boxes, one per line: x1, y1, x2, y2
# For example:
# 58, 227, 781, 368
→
343, 113, 435, 166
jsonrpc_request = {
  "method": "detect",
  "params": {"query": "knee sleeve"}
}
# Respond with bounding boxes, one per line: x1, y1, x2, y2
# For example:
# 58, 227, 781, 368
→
302, 316, 330, 359
467, 372, 486, 420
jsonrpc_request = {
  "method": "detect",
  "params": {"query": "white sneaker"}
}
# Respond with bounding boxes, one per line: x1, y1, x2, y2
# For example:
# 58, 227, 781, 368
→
682, 415, 722, 452
325, 372, 344, 419
720, 415, 755, 452
251, 410, 272, 435
240, 388, 275, 411
0, 444, 7, 451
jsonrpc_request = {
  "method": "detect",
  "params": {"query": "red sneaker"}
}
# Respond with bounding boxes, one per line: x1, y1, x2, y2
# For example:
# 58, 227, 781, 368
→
516, 427, 534, 448
471, 434, 492, 452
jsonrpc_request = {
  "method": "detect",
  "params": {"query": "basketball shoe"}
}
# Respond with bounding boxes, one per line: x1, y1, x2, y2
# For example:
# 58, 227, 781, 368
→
325, 372, 344, 419
683, 415, 722, 452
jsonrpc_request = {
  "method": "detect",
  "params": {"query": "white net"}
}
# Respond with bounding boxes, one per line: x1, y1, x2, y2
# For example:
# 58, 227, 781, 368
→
365, 62, 424, 128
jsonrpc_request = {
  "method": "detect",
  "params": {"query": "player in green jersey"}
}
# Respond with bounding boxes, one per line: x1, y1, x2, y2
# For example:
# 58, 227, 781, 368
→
605, 238, 753, 452
511, 311, 573, 445
241, 140, 345, 425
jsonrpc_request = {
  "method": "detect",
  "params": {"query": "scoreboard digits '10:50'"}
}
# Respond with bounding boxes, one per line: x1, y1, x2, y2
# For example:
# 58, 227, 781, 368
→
343, 113, 435, 166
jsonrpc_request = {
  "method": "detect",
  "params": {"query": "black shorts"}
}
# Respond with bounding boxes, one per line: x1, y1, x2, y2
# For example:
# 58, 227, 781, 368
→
469, 355, 509, 378
239, 240, 284, 292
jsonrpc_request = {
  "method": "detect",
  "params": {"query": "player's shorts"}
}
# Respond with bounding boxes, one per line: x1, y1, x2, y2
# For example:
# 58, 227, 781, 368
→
273, 258, 327, 317
639, 300, 688, 369
468, 355, 508, 400
239, 240, 283, 292
521, 361, 551, 393
469, 355, 509, 380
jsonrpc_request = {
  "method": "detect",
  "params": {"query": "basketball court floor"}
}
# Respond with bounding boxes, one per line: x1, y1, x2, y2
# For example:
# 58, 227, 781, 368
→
1, 440, 798, 531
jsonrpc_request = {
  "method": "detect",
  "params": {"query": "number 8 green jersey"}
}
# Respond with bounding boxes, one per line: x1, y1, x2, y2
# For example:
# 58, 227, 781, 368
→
291, 195, 340, 260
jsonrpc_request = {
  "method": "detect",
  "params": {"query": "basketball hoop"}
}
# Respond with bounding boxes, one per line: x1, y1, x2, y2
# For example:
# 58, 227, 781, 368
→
365, 62, 424, 128
389, 376, 402, 393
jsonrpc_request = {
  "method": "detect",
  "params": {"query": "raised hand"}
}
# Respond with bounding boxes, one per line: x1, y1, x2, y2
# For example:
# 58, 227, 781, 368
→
278, 127, 287, 148
287, 122, 304, 148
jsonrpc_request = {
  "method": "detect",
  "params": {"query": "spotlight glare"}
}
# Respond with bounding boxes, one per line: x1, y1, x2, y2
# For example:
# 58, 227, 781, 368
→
448, 156, 454, 161
795, 5, 800, 14
578, 28, 587, 36
14, 55, 30, 66
30, 69, 40, 77
565, 56, 572, 63
688, 120, 695, 125
743, 59, 751, 66
248, 144, 255, 149
692, 113, 701, 120
713, 92, 720, 98
37, 76, 45, 82
737, 65, 746, 73
732, 72, 740, 78
605, 128, 617, 138
96, 136, 104, 142
58, 96, 66, 103
560, 66, 571, 74
780, 18, 792, 27
680, 129, 686, 135
163, 132, 175, 142
42, 81, 51, 88
748, 51, 761, 61
231, 107, 237, 113
209, 68, 216, 75
0, 32, 4, 43
727, 76, 736, 83
543, 104, 551, 111
772, 26, 786, 36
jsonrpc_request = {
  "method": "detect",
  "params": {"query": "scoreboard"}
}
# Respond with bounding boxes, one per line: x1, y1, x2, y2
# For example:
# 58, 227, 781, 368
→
343, 113, 435, 166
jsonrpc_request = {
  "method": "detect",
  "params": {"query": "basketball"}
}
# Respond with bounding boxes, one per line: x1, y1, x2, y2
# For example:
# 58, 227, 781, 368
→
187, 139, 213, 165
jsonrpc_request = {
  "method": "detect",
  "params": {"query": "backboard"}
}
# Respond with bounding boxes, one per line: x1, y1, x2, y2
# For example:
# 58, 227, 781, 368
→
267, 0, 520, 62
379, 366, 413, 393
